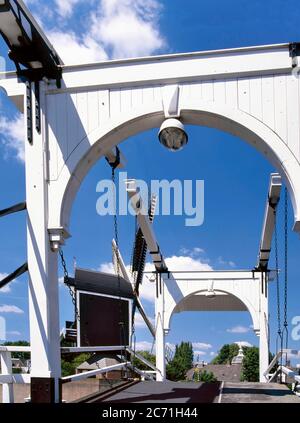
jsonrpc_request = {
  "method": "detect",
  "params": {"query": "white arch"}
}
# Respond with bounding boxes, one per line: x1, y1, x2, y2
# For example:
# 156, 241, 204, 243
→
164, 288, 259, 333
51, 100, 300, 234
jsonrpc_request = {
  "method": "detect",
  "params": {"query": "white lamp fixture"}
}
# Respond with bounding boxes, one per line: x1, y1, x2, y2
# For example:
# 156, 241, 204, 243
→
158, 118, 188, 152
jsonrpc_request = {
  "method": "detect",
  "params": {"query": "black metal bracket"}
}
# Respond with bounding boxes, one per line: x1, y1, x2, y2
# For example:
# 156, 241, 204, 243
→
0, 201, 26, 218
34, 81, 41, 134
106, 147, 121, 170
26, 81, 33, 144
289, 42, 300, 67
0, 262, 28, 290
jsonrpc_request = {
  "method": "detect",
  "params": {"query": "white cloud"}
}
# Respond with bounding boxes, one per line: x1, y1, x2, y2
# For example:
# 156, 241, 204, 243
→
98, 254, 213, 304
99, 262, 115, 274
0, 305, 24, 314
90, 0, 165, 59
54, 0, 82, 17
135, 312, 154, 329
217, 256, 236, 268
0, 273, 10, 293
180, 247, 205, 258
134, 340, 153, 351
47, 31, 108, 65
235, 341, 253, 348
210, 351, 216, 356
0, 114, 24, 162
7, 330, 22, 336
192, 342, 212, 350
227, 325, 251, 334
194, 350, 207, 356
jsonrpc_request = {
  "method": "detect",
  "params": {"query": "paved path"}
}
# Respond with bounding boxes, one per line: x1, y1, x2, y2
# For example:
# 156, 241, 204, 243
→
95, 381, 221, 403
220, 382, 300, 403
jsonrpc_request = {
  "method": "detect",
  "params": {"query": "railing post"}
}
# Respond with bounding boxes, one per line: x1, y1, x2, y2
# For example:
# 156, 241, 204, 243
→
0, 351, 14, 403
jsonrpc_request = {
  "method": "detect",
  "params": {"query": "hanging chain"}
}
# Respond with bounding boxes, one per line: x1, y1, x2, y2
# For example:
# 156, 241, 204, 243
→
274, 208, 282, 342
283, 187, 289, 353
111, 166, 127, 370
59, 248, 80, 323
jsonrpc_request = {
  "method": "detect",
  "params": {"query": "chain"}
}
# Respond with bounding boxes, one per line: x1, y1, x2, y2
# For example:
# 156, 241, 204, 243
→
283, 187, 289, 353
274, 208, 282, 341
111, 167, 127, 371
59, 248, 80, 323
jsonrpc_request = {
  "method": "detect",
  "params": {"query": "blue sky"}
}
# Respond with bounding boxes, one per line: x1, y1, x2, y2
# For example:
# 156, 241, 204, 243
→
0, 0, 300, 362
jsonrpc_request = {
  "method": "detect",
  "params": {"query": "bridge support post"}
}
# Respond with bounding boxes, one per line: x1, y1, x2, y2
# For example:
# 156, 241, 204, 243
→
155, 274, 166, 382
259, 273, 269, 382
25, 83, 61, 403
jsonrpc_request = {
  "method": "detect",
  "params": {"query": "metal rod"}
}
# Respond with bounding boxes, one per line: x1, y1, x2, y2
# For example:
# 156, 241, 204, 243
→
0, 263, 28, 290
0, 202, 26, 218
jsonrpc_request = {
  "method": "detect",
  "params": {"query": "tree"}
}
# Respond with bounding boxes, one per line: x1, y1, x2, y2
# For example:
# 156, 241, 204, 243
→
211, 343, 239, 364
132, 351, 156, 371
61, 353, 91, 377
194, 369, 217, 383
166, 342, 193, 381
241, 346, 259, 382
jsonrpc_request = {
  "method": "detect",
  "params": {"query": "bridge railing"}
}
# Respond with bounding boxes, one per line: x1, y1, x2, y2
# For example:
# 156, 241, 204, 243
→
264, 349, 300, 395
0, 346, 31, 403
1, 345, 160, 403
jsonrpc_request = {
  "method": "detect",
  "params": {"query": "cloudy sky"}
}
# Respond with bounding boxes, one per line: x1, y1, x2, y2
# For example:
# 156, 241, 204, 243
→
0, 0, 300, 362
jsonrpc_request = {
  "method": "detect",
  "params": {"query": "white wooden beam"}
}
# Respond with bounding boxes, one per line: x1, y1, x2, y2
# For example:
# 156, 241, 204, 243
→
112, 239, 156, 338
46, 43, 294, 92
125, 179, 167, 272
257, 173, 282, 270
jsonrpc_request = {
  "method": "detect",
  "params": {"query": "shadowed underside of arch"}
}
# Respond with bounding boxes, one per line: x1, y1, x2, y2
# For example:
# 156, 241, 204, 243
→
57, 102, 300, 235
165, 288, 258, 333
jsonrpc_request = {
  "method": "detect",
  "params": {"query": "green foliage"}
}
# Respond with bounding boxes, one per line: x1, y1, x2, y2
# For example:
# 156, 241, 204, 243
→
132, 351, 156, 371
61, 353, 91, 377
194, 369, 217, 383
211, 343, 239, 365
1, 341, 30, 360
166, 342, 193, 381
241, 347, 259, 382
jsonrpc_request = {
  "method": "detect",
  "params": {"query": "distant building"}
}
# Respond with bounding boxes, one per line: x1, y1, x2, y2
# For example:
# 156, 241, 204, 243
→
76, 354, 123, 380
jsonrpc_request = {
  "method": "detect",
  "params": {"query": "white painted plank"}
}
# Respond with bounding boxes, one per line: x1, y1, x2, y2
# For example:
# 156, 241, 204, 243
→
142, 86, 154, 105
225, 79, 238, 108
46, 94, 58, 181
66, 93, 80, 158
120, 88, 132, 112
76, 92, 89, 141
188, 82, 202, 102
249, 77, 263, 121
262, 76, 275, 129
98, 90, 110, 123
87, 90, 100, 134
202, 80, 213, 101
55, 93, 68, 176
110, 89, 121, 117
274, 75, 287, 141
238, 78, 250, 113
286, 75, 300, 157
213, 80, 226, 103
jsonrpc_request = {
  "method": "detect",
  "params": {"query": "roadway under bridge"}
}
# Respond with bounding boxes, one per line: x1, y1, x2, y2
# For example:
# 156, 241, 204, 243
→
74, 381, 300, 404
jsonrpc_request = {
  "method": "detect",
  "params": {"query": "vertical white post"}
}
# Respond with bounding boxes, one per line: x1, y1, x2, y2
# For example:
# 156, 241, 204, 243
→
0, 352, 14, 403
155, 274, 166, 382
259, 273, 269, 382
25, 82, 61, 402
